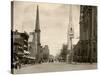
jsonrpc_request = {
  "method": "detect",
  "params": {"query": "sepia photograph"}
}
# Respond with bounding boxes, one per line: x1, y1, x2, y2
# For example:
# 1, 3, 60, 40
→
11, 1, 97, 74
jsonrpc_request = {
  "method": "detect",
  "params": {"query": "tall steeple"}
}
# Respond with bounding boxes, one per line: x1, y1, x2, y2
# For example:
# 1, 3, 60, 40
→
68, 5, 74, 38
35, 5, 40, 32
35, 5, 41, 45
67, 5, 74, 64
67, 5, 74, 50
34, 5, 41, 62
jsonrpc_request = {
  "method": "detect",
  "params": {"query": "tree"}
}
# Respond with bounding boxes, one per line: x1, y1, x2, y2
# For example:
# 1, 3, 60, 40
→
60, 44, 68, 62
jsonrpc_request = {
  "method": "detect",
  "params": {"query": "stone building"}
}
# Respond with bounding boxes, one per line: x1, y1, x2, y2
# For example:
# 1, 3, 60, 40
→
73, 5, 97, 63
28, 5, 42, 63
28, 32, 37, 58
34, 5, 41, 63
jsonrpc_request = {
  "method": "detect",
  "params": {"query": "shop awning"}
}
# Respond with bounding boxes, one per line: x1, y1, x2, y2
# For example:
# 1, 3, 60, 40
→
24, 50, 30, 54
23, 55, 36, 60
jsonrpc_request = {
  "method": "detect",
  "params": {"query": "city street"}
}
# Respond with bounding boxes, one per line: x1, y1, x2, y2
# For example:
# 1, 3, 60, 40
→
15, 62, 97, 74
12, 2, 97, 75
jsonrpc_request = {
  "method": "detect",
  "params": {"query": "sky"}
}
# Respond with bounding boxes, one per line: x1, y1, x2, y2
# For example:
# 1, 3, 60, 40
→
13, 1, 80, 56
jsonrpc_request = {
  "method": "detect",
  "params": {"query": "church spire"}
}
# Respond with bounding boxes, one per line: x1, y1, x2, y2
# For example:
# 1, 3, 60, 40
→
68, 5, 74, 38
66, 5, 74, 64
35, 5, 40, 32
69, 5, 72, 25
35, 5, 41, 45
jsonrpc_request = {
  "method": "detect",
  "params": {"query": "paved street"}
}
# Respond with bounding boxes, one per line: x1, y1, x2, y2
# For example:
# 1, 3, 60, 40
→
14, 62, 97, 74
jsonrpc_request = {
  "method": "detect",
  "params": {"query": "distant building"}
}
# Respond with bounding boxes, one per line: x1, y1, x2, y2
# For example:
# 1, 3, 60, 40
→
42, 45, 50, 62
73, 6, 97, 63
49, 55, 54, 62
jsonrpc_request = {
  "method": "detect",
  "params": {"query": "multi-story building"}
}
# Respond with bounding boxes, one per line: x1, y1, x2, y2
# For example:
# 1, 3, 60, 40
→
73, 5, 97, 63
12, 30, 29, 66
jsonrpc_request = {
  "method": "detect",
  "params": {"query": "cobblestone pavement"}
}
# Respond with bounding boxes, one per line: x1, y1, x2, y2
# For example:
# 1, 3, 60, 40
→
14, 62, 97, 74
